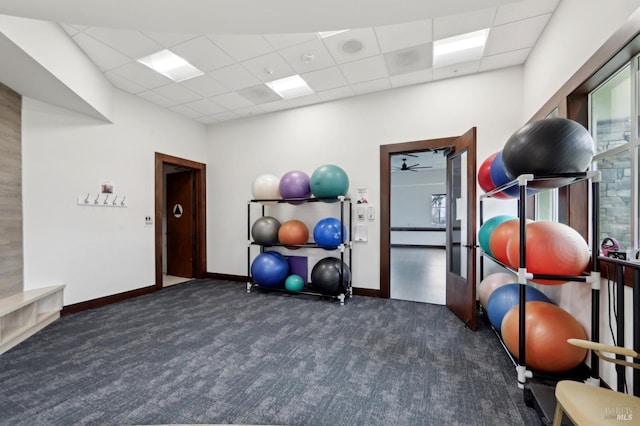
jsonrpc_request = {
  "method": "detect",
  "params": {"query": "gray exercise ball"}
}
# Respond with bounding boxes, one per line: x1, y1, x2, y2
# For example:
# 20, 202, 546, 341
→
310, 257, 351, 296
251, 216, 281, 244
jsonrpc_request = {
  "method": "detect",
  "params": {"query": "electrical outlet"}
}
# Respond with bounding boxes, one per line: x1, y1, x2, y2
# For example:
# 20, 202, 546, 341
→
145, 216, 153, 225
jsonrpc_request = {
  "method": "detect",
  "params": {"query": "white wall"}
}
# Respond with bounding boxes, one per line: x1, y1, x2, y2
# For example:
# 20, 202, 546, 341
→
523, 0, 640, 120
207, 66, 524, 290
22, 90, 207, 305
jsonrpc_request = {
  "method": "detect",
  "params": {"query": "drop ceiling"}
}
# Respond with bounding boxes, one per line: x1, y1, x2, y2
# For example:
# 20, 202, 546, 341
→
28, 0, 562, 124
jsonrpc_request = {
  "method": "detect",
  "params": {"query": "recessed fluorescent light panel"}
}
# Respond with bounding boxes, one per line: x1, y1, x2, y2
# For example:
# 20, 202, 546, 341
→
317, 30, 350, 39
137, 49, 204, 82
433, 28, 489, 68
265, 75, 314, 99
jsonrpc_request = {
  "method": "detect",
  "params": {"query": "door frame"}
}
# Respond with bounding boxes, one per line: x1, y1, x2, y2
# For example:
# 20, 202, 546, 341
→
379, 137, 458, 299
155, 152, 207, 289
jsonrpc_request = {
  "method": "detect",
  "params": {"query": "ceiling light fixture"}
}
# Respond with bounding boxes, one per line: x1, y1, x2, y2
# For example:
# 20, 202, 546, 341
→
317, 30, 350, 39
137, 49, 204, 82
265, 75, 314, 99
433, 28, 489, 68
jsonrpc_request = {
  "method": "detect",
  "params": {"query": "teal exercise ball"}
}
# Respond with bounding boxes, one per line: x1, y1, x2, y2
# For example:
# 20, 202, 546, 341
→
478, 215, 517, 256
285, 274, 305, 292
310, 164, 349, 201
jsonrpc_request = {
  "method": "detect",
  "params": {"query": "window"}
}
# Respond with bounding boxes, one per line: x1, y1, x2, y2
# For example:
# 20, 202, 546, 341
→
589, 61, 638, 252
431, 193, 446, 225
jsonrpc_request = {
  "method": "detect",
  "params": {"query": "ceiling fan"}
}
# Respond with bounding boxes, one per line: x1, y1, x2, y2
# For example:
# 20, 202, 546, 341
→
392, 158, 433, 172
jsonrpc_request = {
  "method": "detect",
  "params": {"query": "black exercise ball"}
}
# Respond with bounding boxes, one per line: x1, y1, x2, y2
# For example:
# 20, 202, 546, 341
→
310, 257, 351, 296
502, 118, 595, 188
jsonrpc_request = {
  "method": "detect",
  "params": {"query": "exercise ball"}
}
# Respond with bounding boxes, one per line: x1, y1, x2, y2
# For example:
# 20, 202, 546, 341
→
251, 216, 281, 244
506, 221, 590, 284
252, 174, 281, 205
313, 217, 347, 248
486, 284, 553, 332
309, 164, 349, 201
490, 151, 536, 198
478, 215, 517, 255
489, 218, 531, 267
251, 251, 290, 288
478, 152, 510, 199
279, 170, 311, 204
278, 220, 309, 249
478, 272, 518, 308
501, 301, 588, 373
310, 257, 351, 295
285, 274, 305, 292
502, 118, 595, 188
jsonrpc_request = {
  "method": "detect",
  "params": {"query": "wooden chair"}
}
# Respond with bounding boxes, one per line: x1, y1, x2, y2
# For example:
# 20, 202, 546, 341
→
553, 338, 640, 425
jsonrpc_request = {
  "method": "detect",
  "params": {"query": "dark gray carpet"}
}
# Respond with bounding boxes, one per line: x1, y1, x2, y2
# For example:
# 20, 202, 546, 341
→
0, 280, 541, 425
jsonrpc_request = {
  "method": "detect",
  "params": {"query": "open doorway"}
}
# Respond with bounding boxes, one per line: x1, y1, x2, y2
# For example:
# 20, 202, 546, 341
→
154, 153, 207, 289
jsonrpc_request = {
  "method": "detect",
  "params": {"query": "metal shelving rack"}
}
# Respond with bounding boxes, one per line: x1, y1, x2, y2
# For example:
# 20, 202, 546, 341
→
246, 195, 353, 305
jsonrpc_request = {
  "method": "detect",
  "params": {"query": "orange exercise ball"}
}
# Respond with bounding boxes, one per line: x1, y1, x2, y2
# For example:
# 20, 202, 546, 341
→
506, 221, 590, 284
501, 301, 588, 373
478, 272, 517, 308
277, 220, 309, 249
489, 218, 531, 266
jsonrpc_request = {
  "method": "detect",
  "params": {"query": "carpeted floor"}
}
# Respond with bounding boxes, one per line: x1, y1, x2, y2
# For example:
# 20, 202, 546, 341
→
0, 280, 541, 425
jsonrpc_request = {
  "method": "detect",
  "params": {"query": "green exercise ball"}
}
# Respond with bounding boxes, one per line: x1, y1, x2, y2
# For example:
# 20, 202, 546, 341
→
285, 274, 305, 292
310, 164, 349, 201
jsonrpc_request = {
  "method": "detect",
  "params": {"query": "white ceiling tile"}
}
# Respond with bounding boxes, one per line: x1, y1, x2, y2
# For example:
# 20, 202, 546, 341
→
105, 71, 147, 94
432, 60, 481, 81
212, 111, 241, 122
170, 104, 203, 119
234, 106, 266, 118
237, 85, 282, 105
208, 34, 274, 61
384, 43, 432, 76
322, 28, 381, 64
84, 27, 162, 59
278, 39, 336, 73
374, 19, 432, 53
390, 69, 433, 88
317, 86, 355, 102
479, 48, 530, 71
263, 33, 319, 50
195, 115, 220, 125
301, 66, 348, 92
484, 14, 551, 56
494, 0, 560, 25
152, 84, 202, 104
137, 90, 178, 108
211, 92, 253, 110
170, 36, 235, 72
242, 52, 296, 82
351, 78, 391, 95
286, 93, 322, 107
110, 61, 172, 89
433, 7, 497, 40
142, 31, 198, 48
179, 74, 228, 98
182, 99, 226, 115
209, 64, 262, 91
339, 56, 389, 84
72, 33, 131, 71
59, 22, 80, 36
260, 100, 293, 113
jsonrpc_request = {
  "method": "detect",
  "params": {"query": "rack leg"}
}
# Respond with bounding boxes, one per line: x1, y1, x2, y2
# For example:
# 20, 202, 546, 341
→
517, 364, 532, 389
246, 282, 252, 293
338, 294, 345, 306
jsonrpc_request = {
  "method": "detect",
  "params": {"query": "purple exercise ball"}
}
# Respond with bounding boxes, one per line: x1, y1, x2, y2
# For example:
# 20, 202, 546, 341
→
279, 170, 311, 204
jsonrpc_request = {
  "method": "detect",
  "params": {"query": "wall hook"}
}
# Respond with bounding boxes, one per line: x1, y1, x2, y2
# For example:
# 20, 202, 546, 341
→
84, 193, 90, 204
112, 195, 118, 205
94, 194, 100, 204
103, 194, 110, 205
120, 196, 126, 206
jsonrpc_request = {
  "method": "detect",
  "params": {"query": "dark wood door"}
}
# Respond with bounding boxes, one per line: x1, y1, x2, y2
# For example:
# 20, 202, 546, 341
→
166, 171, 194, 278
445, 128, 477, 330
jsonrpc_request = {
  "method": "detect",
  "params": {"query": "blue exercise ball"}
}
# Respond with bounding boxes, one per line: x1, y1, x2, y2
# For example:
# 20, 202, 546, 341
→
285, 274, 305, 292
313, 217, 347, 248
486, 284, 553, 332
310, 257, 351, 296
489, 151, 536, 198
478, 215, 516, 256
309, 164, 349, 201
250, 251, 290, 288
